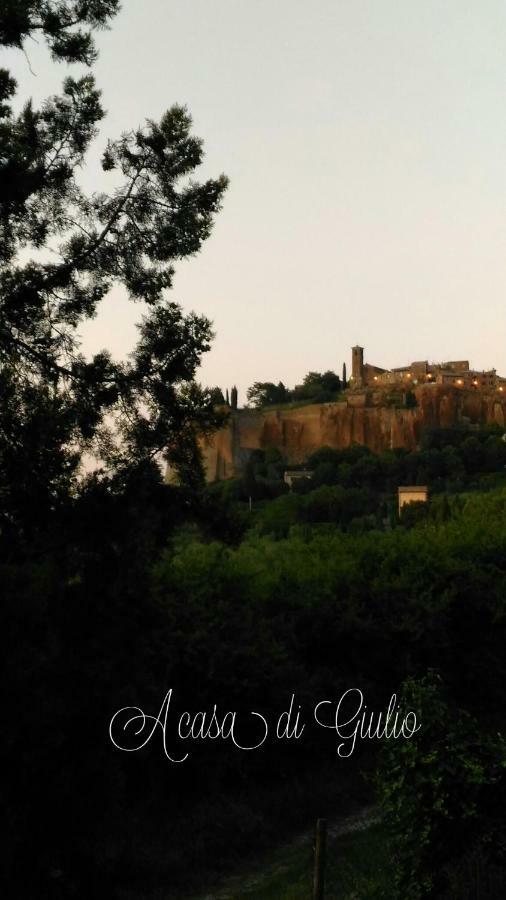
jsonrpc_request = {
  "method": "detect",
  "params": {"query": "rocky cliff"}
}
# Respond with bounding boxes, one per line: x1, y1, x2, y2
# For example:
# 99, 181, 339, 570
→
201, 384, 506, 481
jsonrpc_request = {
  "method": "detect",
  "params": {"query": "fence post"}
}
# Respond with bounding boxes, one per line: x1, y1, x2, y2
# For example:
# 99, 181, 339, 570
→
313, 817, 327, 900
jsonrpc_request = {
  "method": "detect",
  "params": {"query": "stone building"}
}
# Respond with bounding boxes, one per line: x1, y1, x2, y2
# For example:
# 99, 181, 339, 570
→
398, 485, 428, 514
351, 345, 388, 387
350, 346, 502, 392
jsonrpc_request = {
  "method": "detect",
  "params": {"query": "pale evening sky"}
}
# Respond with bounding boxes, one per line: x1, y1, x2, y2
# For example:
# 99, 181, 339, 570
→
6, 0, 506, 402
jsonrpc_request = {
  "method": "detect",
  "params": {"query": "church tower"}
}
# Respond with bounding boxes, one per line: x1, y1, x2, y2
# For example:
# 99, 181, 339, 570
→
352, 345, 364, 386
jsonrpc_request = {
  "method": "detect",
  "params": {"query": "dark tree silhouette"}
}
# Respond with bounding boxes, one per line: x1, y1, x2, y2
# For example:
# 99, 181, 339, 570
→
246, 381, 289, 407
210, 386, 226, 405
0, 2, 228, 539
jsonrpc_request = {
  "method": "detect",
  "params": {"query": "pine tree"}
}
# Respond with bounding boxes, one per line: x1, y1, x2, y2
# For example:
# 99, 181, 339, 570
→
0, 3, 228, 537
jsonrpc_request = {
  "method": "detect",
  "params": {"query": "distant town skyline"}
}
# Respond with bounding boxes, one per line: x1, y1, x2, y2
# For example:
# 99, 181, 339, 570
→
5, 0, 506, 402
224, 344, 506, 400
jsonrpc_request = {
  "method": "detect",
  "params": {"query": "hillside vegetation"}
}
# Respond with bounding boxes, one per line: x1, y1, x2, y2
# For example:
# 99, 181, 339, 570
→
5, 425, 506, 896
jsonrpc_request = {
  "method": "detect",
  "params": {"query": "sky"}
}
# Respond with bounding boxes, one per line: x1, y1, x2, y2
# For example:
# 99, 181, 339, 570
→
5, 0, 506, 403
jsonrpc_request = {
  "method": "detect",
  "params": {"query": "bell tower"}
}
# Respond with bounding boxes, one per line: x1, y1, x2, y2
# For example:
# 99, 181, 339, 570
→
352, 345, 364, 386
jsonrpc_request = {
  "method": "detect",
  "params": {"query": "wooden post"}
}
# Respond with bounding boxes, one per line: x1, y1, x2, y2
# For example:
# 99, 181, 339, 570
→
313, 817, 327, 900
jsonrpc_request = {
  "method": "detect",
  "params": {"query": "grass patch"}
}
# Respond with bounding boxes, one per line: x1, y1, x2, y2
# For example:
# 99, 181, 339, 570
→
235, 823, 390, 900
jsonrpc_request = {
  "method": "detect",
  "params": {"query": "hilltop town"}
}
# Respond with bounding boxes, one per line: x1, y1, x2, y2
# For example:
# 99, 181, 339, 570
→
202, 346, 506, 481
350, 345, 506, 392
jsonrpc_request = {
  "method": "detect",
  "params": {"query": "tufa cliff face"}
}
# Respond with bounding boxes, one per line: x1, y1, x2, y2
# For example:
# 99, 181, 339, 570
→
201, 385, 506, 481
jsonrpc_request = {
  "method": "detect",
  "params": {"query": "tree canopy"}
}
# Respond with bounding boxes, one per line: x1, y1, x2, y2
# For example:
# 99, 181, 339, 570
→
246, 380, 290, 408
246, 371, 342, 408
0, 1, 121, 65
0, 2, 228, 541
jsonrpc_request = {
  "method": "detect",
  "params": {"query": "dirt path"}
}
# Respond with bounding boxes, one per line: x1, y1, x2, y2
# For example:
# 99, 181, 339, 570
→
193, 805, 380, 900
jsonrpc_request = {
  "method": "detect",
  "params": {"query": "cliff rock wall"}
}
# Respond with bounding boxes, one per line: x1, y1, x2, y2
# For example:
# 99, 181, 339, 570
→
201, 385, 506, 481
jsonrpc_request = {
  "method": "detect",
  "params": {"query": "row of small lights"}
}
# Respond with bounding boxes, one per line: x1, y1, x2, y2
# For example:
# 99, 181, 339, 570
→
372, 372, 431, 381
370, 373, 505, 391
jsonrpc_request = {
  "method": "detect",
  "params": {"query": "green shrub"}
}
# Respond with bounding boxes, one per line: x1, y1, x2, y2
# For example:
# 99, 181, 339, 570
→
375, 674, 506, 899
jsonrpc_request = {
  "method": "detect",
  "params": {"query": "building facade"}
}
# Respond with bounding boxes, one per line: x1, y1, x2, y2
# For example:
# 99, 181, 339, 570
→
349, 346, 504, 392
